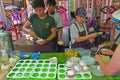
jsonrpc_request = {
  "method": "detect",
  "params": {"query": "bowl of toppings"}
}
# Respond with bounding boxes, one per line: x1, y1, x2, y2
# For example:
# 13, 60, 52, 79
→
66, 69, 75, 78
65, 49, 79, 58
65, 61, 73, 68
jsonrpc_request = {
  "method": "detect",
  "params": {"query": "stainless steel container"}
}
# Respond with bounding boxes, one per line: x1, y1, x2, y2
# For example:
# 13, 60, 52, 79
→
0, 31, 14, 56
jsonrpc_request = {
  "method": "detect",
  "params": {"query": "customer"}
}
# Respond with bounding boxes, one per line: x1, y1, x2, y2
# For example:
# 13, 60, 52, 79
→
103, 18, 114, 41
94, 16, 102, 32
70, 7, 97, 49
23, 0, 56, 53
95, 44, 120, 76
46, 0, 64, 52
11, 9, 21, 25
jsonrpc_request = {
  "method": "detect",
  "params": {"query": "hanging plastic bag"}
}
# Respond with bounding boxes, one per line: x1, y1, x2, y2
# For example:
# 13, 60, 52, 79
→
59, 6, 69, 27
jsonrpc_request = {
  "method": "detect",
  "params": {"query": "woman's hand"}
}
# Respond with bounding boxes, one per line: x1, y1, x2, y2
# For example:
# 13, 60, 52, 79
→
101, 49, 113, 55
89, 33, 97, 39
95, 54, 101, 63
98, 44, 105, 49
88, 38, 95, 43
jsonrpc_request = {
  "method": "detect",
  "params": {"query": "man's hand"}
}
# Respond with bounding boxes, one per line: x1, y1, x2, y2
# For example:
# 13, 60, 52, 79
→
29, 30, 38, 38
36, 39, 46, 45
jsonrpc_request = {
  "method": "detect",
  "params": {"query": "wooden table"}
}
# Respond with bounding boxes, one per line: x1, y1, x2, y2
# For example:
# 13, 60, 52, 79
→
13, 37, 33, 52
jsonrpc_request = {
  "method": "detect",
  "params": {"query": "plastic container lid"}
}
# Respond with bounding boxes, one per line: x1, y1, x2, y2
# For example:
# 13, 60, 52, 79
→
90, 65, 104, 76
82, 56, 95, 65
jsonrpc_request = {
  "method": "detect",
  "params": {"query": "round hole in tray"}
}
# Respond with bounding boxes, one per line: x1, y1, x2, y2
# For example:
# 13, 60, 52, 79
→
19, 68, 25, 72
26, 68, 32, 72
16, 64, 21, 67
19, 61, 24, 63
76, 74, 82, 78
40, 73, 47, 77
32, 61, 36, 63
16, 73, 22, 77
59, 65, 64, 68
24, 73, 30, 77
49, 68, 55, 72
35, 68, 41, 72
84, 73, 90, 78
43, 64, 49, 67
8, 73, 15, 77
25, 61, 30, 63
37, 64, 42, 67
42, 68, 48, 72
59, 74, 65, 79
22, 64, 28, 67
48, 73, 55, 77
38, 60, 43, 63
59, 69, 65, 73
13, 68, 18, 72
33, 73, 39, 77
45, 60, 49, 63
50, 64, 56, 67
29, 64, 34, 67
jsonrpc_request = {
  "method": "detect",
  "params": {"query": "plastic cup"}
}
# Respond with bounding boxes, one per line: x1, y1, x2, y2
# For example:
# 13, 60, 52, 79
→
16, 73, 22, 77
42, 68, 48, 72
20, 68, 25, 72
49, 68, 55, 72
59, 69, 65, 73
48, 73, 55, 77
25, 61, 30, 63
32, 61, 36, 63
50, 64, 56, 67
33, 73, 39, 77
19, 61, 24, 63
24, 73, 30, 77
45, 60, 49, 63
13, 68, 18, 72
16, 64, 21, 67
40, 73, 47, 77
29, 64, 34, 67
59, 74, 65, 79
26, 68, 32, 72
59, 65, 64, 68
84, 74, 90, 78
37, 64, 42, 67
22, 64, 28, 67
43, 64, 49, 67
76, 74, 82, 78
35, 68, 41, 72
38, 61, 43, 63
8, 73, 15, 77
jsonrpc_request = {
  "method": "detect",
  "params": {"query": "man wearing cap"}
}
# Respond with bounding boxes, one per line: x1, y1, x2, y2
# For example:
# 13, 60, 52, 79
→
70, 7, 97, 49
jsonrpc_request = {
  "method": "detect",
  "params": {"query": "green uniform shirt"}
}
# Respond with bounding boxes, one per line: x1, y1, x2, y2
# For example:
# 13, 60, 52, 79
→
29, 13, 56, 39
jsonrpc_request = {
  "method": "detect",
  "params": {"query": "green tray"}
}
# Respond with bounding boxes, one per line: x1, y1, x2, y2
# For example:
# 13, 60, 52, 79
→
58, 64, 92, 80
6, 59, 57, 80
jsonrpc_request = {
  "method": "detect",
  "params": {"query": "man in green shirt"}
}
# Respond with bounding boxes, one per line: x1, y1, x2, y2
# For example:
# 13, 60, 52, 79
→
46, 0, 64, 52
23, 0, 56, 53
